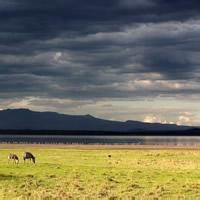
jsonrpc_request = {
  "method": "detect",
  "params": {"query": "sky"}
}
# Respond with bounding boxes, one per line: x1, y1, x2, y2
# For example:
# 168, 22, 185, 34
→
0, 0, 199, 126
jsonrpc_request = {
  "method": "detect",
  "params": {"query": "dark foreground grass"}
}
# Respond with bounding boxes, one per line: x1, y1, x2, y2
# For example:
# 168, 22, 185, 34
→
1, 146, 200, 199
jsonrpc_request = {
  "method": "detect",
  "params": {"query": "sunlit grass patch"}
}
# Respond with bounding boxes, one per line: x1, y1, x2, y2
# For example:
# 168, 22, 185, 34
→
0, 147, 200, 199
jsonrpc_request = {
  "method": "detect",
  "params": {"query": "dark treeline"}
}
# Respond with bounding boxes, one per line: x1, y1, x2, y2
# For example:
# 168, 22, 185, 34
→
0, 128, 199, 136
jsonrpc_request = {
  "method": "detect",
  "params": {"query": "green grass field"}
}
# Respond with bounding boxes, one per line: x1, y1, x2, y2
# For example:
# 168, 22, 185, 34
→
1, 145, 200, 199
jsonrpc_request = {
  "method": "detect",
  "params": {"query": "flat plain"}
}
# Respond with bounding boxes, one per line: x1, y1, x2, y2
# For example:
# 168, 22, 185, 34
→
1, 144, 200, 199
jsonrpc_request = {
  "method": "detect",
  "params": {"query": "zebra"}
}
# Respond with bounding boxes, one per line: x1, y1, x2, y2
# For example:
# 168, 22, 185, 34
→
23, 152, 35, 164
8, 153, 19, 164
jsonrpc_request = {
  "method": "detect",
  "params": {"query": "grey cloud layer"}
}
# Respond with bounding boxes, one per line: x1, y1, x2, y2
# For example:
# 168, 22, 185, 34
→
0, 0, 200, 100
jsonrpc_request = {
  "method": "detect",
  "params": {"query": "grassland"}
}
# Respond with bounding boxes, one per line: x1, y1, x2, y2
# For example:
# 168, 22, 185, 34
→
1, 145, 200, 199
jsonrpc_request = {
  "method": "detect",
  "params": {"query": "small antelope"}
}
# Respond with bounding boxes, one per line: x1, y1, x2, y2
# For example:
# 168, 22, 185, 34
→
23, 152, 35, 164
8, 153, 19, 164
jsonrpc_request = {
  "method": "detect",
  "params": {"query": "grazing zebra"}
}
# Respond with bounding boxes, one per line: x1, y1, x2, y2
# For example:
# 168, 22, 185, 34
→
8, 153, 19, 164
23, 152, 35, 164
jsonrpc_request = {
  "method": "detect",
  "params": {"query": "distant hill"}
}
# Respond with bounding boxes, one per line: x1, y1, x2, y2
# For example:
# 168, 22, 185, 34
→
0, 109, 192, 132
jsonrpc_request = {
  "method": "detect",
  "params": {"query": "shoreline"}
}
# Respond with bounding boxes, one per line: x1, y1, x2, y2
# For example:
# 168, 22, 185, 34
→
1, 143, 200, 150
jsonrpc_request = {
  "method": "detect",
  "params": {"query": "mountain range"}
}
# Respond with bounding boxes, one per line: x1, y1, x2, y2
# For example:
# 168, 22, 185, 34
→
0, 109, 193, 132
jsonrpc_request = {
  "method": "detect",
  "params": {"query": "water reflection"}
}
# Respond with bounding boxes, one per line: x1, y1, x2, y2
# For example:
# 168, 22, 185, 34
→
0, 135, 200, 145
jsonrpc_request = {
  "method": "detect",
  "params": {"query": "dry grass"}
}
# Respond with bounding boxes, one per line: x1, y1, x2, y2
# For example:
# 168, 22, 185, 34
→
0, 145, 200, 199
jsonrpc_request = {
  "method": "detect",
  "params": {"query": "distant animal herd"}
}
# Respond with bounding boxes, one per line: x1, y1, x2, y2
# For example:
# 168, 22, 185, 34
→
7, 152, 113, 164
8, 152, 35, 164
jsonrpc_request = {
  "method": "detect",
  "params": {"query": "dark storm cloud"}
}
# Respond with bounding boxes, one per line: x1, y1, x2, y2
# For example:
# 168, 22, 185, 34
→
0, 0, 200, 100
1, 0, 200, 41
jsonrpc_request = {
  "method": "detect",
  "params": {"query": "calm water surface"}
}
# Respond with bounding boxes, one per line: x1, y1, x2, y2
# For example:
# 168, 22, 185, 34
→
0, 135, 200, 145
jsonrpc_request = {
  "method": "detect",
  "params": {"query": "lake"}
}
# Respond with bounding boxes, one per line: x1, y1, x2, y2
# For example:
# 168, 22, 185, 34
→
1, 134, 200, 145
